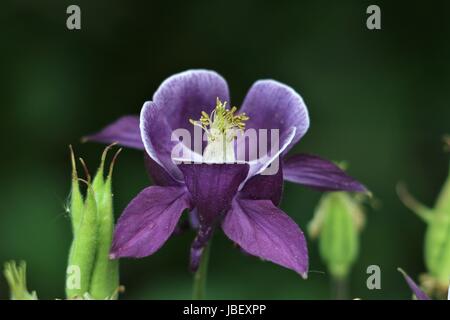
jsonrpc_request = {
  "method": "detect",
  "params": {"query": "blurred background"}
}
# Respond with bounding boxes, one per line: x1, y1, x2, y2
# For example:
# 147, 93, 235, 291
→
0, 0, 449, 299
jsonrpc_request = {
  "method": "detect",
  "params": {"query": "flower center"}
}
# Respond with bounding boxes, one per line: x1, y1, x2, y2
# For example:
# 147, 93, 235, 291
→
189, 98, 249, 163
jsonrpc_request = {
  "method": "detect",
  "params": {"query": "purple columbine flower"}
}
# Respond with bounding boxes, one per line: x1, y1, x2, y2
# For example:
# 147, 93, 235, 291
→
85, 70, 366, 277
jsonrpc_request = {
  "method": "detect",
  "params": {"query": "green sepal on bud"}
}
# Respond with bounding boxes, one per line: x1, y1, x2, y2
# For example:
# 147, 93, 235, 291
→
89, 145, 121, 300
66, 156, 98, 299
65, 144, 121, 300
397, 137, 450, 298
3, 261, 38, 300
69, 145, 84, 235
309, 192, 365, 279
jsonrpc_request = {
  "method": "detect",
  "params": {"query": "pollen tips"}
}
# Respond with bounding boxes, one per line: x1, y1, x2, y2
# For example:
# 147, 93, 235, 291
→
189, 99, 249, 143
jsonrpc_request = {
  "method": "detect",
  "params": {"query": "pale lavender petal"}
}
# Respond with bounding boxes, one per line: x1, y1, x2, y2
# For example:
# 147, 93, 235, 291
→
83, 115, 143, 149
238, 127, 296, 181
140, 101, 186, 181
283, 153, 367, 192
141, 70, 229, 181
398, 268, 431, 300
153, 70, 229, 134
222, 198, 309, 278
239, 161, 284, 206
110, 186, 190, 259
240, 80, 309, 154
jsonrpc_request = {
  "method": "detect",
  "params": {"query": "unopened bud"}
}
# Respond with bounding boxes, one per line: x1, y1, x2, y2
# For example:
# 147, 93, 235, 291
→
309, 192, 365, 279
65, 145, 121, 300
397, 142, 450, 298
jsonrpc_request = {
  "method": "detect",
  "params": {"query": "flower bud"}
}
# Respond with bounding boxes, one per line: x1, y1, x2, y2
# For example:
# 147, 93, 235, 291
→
66, 166, 98, 299
89, 145, 121, 300
65, 145, 121, 300
309, 192, 365, 279
424, 169, 450, 294
397, 137, 450, 298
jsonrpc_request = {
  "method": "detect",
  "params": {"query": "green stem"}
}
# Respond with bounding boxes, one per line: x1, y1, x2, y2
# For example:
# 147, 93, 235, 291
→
331, 276, 349, 300
192, 242, 211, 300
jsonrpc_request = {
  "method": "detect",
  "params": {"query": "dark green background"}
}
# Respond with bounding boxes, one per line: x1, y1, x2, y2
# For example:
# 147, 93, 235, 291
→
1, 0, 449, 299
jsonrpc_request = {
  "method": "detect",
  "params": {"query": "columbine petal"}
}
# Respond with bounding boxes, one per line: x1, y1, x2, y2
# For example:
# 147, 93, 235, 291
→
283, 154, 367, 192
240, 80, 309, 154
222, 198, 309, 278
141, 70, 230, 181
239, 127, 296, 180
140, 101, 184, 181
178, 163, 249, 271
179, 164, 249, 226
239, 162, 284, 206
83, 116, 143, 149
153, 70, 230, 133
110, 186, 190, 259
398, 268, 431, 300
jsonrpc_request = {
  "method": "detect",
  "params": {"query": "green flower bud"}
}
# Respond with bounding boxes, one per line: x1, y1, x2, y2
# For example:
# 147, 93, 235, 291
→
66, 165, 98, 299
398, 137, 450, 298
309, 192, 365, 279
65, 145, 121, 300
426, 175, 450, 286
89, 145, 121, 300
3, 261, 38, 300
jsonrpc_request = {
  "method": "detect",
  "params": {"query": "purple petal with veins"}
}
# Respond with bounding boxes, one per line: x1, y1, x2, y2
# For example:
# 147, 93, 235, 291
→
110, 186, 190, 259
84, 115, 143, 149
179, 163, 249, 270
240, 80, 309, 154
283, 153, 367, 192
222, 198, 309, 278
179, 164, 249, 226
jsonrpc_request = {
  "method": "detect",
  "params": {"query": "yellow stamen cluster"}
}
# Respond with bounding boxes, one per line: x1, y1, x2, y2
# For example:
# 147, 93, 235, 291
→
189, 98, 249, 141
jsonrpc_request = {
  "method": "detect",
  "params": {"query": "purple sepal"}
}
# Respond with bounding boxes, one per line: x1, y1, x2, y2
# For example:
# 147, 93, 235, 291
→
283, 153, 367, 192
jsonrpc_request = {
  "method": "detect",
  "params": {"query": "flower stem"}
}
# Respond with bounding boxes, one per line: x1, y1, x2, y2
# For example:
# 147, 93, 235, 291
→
192, 242, 211, 300
331, 276, 349, 300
